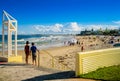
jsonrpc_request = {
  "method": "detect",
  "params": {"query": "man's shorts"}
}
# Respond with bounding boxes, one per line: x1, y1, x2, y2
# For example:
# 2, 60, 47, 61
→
32, 53, 36, 61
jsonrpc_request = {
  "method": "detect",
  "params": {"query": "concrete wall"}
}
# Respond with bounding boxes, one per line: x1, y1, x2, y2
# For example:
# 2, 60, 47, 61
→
0, 56, 8, 62
8, 55, 23, 63
0, 55, 23, 63
76, 47, 120, 76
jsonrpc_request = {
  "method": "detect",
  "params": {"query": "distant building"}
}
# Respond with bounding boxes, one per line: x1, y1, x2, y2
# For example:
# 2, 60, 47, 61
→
77, 28, 120, 36
81, 30, 92, 35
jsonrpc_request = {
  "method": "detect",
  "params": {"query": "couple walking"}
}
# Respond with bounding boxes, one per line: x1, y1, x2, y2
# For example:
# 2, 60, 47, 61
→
24, 41, 39, 65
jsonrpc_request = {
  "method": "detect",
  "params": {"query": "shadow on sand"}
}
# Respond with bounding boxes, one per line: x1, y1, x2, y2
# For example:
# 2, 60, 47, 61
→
22, 71, 75, 81
0, 63, 27, 66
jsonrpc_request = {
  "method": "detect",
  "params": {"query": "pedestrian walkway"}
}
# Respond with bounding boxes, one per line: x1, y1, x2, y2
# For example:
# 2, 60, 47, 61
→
0, 63, 97, 81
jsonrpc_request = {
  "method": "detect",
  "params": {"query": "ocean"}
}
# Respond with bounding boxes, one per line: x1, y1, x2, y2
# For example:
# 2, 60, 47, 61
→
0, 34, 74, 50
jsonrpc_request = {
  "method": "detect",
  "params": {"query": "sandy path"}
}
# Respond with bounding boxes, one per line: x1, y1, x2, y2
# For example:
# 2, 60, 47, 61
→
0, 64, 96, 81
0, 64, 51, 81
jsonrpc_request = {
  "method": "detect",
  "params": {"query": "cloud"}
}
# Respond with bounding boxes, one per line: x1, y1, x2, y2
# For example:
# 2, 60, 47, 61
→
33, 23, 63, 33
70, 22, 81, 31
83, 24, 119, 31
18, 31, 25, 34
106, 25, 119, 30
38, 22, 81, 33
113, 21, 120, 25
18, 22, 120, 34
52, 24, 63, 32
85, 25, 103, 30
33, 24, 119, 34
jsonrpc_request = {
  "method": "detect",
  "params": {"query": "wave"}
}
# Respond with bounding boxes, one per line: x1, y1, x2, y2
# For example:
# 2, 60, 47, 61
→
17, 39, 25, 42
12, 39, 25, 42
0, 35, 74, 50
25, 35, 65, 43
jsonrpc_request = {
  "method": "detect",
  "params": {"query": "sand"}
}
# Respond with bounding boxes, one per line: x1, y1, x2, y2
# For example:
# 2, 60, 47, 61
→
0, 64, 96, 81
0, 64, 50, 81
0, 35, 119, 81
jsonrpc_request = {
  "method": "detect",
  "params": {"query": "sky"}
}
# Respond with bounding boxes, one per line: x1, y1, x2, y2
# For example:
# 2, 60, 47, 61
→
0, 0, 120, 34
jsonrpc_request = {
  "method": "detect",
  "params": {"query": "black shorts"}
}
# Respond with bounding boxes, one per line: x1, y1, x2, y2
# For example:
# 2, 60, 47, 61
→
32, 53, 36, 61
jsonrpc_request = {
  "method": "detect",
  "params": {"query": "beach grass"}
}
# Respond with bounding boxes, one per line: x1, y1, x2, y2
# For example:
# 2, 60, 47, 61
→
79, 65, 120, 81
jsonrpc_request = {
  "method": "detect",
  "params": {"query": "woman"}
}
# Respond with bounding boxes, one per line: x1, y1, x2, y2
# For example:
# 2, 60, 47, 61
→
24, 41, 30, 64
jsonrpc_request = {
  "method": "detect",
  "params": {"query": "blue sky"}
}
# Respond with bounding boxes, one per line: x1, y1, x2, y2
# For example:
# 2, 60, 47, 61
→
0, 0, 120, 34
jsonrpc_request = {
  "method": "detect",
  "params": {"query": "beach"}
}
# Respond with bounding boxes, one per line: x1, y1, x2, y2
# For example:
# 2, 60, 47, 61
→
0, 35, 120, 81
22, 35, 116, 70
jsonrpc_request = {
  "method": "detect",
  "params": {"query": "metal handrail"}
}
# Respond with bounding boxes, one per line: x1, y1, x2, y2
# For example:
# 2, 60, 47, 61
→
42, 50, 73, 71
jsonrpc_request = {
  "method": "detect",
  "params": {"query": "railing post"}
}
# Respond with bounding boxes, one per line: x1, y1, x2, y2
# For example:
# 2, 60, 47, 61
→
52, 57, 54, 68
62, 64, 65, 70
38, 53, 40, 67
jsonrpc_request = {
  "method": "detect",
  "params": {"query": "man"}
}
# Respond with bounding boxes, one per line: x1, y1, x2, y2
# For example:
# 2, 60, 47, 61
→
30, 42, 39, 65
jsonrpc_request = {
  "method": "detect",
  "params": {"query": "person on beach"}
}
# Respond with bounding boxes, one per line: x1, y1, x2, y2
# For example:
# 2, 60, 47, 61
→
30, 42, 39, 65
81, 42, 84, 52
24, 41, 30, 64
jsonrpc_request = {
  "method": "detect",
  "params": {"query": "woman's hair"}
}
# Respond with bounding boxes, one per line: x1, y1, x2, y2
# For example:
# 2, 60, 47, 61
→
26, 41, 29, 44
